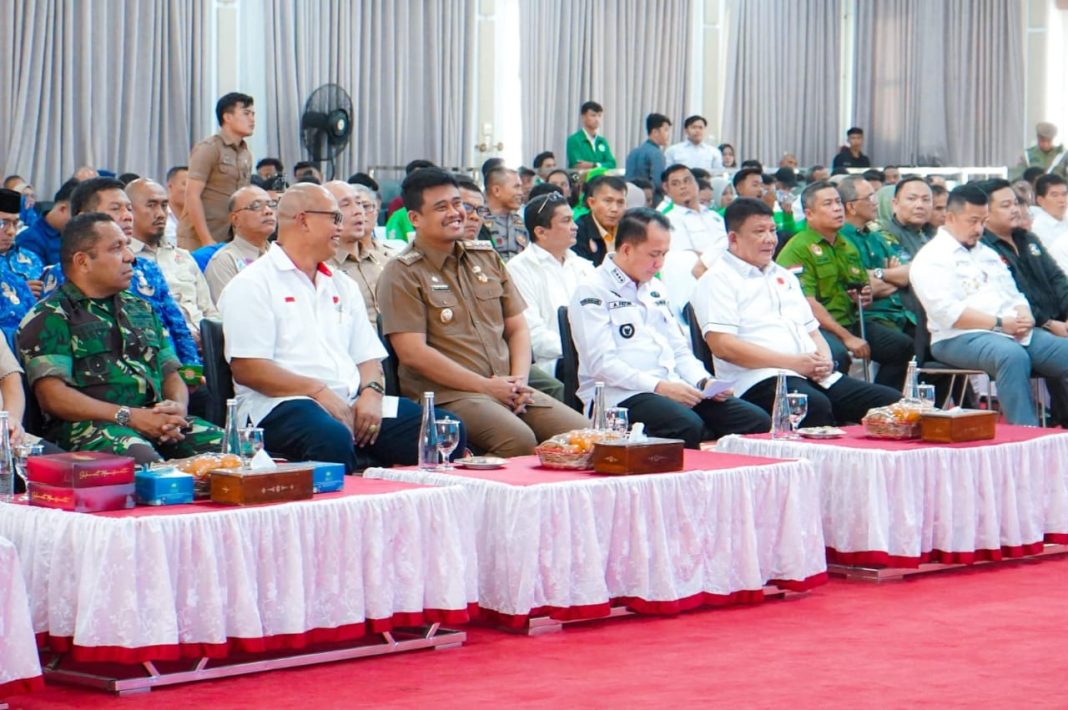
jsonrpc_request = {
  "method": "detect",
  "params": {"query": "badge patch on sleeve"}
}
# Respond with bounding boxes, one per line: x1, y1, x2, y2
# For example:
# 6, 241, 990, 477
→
579, 297, 602, 307
619, 324, 635, 339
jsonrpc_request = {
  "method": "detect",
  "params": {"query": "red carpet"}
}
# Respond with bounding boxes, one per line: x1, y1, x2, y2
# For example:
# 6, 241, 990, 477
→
9, 555, 1068, 708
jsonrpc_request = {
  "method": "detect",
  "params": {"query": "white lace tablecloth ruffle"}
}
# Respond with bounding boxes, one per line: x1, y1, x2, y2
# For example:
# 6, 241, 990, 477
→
0, 535, 43, 698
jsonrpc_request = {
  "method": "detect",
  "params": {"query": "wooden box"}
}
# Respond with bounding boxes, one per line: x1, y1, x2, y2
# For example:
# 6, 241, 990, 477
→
210, 463, 314, 505
591, 437, 685, 475
920, 409, 998, 443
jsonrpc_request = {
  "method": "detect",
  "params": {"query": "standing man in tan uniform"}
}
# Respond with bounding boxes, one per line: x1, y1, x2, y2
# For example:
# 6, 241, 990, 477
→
324, 181, 396, 323
178, 92, 255, 250
378, 168, 589, 457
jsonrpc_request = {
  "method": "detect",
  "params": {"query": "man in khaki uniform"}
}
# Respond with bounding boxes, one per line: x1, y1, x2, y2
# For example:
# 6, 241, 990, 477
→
378, 168, 589, 457
204, 185, 274, 302
178, 92, 255, 250
324, 181, 396, 322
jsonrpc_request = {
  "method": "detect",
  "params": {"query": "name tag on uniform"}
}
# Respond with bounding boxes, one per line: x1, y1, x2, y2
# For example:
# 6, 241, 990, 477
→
608, 300, 633, 310
431, 284, 451, 291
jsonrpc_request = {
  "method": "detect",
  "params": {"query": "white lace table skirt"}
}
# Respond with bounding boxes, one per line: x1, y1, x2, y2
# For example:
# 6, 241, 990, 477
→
717, 432, 1068, 566
365, 455, 826, 627
0, 480, 477, 663
0, 535, 42, 698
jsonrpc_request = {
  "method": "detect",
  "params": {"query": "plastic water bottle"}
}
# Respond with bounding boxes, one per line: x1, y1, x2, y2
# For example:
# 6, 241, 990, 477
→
0, 412, 13, 503
418, 392, 440, 470
221, 398, 242, 456
591, 381, 608, 431
770, 370, 792, 439
901, 357, 919, 400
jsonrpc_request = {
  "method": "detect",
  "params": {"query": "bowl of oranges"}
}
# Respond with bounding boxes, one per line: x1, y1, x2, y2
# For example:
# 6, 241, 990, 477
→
535, 429, 623, 469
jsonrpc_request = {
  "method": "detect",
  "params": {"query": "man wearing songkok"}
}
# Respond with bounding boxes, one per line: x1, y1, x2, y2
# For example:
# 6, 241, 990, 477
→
15, 179, 78, 267
911, 184, 1068, 426
204, 185, 274, 302
220, 184, 455, 472
693, 199, 899, 425
569, 208, 770, 448
324, 181, 396, 322
572, 175, 627, 265
0, 188, 38, 350
1030, 174, 1068, 274
506, 191, 595, 379
17, 214, 222, 463
664, 115, 723, 172
178, 92, 255, 249
378, 169, 587, 457
566, 101, 617, 170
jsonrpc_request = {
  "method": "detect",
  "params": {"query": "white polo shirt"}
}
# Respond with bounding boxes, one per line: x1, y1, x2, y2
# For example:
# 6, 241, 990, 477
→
664, 141, 724, 172
569, 256, 708, 408
692, 251, 820, 395
660, 203, 728, 322
506, 242, 595, 374
910, 228, 1029, 346
218, 243, 387, 426
1030, 207, 1068, 274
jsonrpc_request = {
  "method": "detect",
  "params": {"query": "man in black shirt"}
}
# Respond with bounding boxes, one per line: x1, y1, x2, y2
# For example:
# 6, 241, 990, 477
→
832, 127, 872, 170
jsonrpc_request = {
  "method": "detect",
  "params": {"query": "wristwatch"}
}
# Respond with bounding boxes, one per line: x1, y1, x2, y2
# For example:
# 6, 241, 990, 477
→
360, 381, 386, 396
115, 406, 132, 427
873, 268, 885, 281
992, 316, 1003, 333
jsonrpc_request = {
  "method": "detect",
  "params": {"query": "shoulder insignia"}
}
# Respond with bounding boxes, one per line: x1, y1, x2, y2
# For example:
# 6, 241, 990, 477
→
579, 297, 602, 307
398, 250, 424, 265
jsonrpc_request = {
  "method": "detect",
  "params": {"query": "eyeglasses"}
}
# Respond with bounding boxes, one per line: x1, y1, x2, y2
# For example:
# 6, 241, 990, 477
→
0, 219, 18, 231
848, 194, 878, 204
236, 199, 279, 213
304, 210, 344, 225
462, 203, 491, 219
533, 193, 566, 215
355, 201, 377, 212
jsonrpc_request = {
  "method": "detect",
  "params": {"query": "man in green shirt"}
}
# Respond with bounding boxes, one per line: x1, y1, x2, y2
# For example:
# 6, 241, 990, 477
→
776, 181, 913, 389
565, 101, 617, 170
1012, 122, 1065, 181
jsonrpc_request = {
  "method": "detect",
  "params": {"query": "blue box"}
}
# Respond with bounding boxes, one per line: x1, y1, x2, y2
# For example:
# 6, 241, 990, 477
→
307, 461, 346, 494
135, 467, 195, 505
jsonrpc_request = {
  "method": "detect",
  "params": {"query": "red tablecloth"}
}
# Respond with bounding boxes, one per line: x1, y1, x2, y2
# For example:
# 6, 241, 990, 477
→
367, 451, 827, 627
718, 426, 1068, 567
0, 476, 477, 663
0, 536, 43, 698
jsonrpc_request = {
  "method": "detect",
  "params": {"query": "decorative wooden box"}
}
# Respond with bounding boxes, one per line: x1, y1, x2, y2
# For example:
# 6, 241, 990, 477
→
920, 409, 998, 443
210, 464, 314, 505
591, 437, 685, 475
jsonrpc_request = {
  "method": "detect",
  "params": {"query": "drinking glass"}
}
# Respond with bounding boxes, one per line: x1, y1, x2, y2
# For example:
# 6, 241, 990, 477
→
13, 443, 43, 503
605, 407, 629, 437
240, 427, 265, 469
785, 392, 808, 438
435, 418, 461, 470
917, 384, 937, 410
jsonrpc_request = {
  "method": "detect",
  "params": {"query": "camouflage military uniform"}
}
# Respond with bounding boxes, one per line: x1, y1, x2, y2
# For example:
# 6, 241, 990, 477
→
41, 255, 201, 365
17, 282, 221, 461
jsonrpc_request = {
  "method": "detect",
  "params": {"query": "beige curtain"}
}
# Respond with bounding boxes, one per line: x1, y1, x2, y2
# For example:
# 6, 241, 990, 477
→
519, 0, 693, 169
263, 0, 475, 177
0, 0, 212, 195
852, 0, 1024, 166
721, 0, 842, 168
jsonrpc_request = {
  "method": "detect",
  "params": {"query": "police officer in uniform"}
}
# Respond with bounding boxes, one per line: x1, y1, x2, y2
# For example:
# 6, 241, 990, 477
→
378, 169, 589, 458
18, 214, 222, 464
569, 208, 770, 448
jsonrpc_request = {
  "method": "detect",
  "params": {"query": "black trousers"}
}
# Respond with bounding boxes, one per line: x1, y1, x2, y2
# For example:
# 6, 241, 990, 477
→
619, 392, 771, 448
742, 375, 901, 427
823, 320, 915, 390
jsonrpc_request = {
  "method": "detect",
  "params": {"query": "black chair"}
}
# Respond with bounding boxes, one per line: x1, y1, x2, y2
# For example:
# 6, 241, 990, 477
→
683, 303, 715, 375
376, 313, 402, 397
556, 306, 582, 412
199, 319, 233, 427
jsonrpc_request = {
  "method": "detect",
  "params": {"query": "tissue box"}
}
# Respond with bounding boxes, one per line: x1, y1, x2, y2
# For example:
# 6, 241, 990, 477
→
920, 409, 998, 442
27, 452, 136, 488
210, 463, 314, 505
308, 461, 345, 493
28, 481, 136, 512
135, 467, 195, 505
591, 437, 685, 475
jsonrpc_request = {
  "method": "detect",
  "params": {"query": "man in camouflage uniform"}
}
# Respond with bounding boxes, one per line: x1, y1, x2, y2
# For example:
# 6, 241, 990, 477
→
18, 213, 221, 464
1012, 122, 1066, 181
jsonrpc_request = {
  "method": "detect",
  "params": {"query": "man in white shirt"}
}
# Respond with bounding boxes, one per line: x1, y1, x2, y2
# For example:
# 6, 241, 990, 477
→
569, 208, 769, 447
127, 179, 219, 346
219, 184, 461, 471
664, 115, 723, 173
911, 184, 1068, 426
205, 185, 274, 302
507, 191, 595, 378
657, 164, 727, 320
1030, 174, 1068, 273
693, 198, 899, 424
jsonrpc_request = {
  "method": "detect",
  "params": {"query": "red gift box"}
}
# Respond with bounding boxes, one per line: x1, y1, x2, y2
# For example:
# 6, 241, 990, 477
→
28, 481, 136, 512
26, 452, 135, 488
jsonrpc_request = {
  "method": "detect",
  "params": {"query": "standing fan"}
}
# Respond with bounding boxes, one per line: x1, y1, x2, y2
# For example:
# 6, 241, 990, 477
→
300, 83, 353, 180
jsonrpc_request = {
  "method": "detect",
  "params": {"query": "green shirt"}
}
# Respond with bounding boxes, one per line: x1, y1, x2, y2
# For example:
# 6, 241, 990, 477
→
385, 208, 414, 243
840, 223, 915, 328
776, 227, 867, 327
566, 130, 617, 169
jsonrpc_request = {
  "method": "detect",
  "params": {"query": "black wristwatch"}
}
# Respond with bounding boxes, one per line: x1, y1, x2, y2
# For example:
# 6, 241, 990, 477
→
360, 381, 386, 396
992, 316, 1003, 333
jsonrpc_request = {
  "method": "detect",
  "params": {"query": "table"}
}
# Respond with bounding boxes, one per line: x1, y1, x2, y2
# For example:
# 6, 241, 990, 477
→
717, 425, 1068, 574
365, 450, 827, 631
0, 477, 477, 693
0, 536, 43, 703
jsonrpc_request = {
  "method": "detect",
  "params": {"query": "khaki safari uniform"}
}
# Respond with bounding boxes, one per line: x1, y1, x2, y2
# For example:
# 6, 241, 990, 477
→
178, 133, 253, 250
17, 282, 222, 463
330, 238, 398, 323
377, 238, 589, 457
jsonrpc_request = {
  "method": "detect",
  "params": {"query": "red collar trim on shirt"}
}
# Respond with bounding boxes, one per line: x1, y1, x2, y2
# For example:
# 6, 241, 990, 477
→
317, 262, 333, 276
